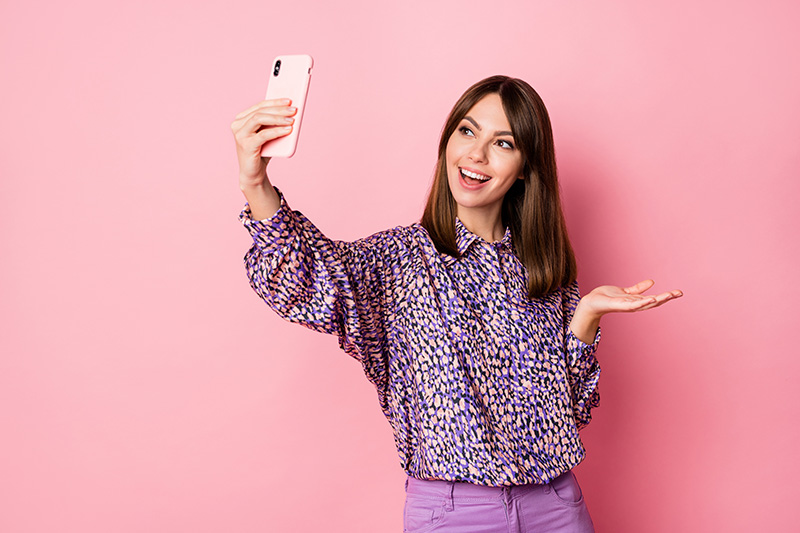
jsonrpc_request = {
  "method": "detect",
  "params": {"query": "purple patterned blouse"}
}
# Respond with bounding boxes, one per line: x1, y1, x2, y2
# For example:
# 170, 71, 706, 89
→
240, 190, 601, 486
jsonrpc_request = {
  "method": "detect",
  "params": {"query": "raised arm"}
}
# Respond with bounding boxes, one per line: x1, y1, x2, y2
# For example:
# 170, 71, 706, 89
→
232, 99, 404, 401
230, 98, 297, 219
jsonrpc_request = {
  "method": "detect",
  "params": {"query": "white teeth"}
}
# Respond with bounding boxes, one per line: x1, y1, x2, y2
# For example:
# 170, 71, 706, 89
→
461, 169, 491, 181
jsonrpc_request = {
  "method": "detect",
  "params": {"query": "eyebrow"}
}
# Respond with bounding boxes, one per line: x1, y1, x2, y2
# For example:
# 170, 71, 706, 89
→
464, 116, 514, 138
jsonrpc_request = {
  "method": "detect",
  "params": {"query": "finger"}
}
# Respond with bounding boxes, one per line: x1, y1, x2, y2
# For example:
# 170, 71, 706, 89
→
232, 107, 297, 133
624, 279, 655, 295
236, 112, 295, 138
621, 296, 658, 311
254, 124, 293, 145
232, 107, 295, 133
650, 290, 683, 303
231, 107, 297, 134
238, 124, 293, 155
632, 290, 684, 311
234, 98, 293, 120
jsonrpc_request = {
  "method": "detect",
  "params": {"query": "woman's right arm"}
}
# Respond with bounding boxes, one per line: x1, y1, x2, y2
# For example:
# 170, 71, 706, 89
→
231, 99, 396, 395
230, 98, 297, 219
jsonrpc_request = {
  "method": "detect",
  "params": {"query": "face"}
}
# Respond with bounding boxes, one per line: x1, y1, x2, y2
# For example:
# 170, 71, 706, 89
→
445, 93, 524, 223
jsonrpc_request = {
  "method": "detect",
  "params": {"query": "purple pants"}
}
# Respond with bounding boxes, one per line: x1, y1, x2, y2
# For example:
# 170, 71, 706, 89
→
403, 471, 595, 533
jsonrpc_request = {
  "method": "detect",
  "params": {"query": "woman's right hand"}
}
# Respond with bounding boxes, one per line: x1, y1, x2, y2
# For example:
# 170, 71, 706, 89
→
231, 98, 297, 189
231, 99, 297, 219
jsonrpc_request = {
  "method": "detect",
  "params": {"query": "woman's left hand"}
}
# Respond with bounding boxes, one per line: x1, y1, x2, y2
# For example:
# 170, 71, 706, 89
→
580, 279, 682, 316
569, 279, 683, 344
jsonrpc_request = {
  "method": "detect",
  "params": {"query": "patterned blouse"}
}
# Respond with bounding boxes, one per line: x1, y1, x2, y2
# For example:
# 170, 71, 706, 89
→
240, 189, 601, 486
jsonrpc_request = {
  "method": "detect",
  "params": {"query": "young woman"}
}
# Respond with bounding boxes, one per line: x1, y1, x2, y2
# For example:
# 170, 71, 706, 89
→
232, 76, 682, 532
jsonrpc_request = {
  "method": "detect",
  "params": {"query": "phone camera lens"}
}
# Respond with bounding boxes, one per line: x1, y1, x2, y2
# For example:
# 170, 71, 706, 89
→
273, 60, 281, 76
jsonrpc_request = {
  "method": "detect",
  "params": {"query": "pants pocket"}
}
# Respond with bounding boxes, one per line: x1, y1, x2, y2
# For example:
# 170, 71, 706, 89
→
403, 495, 447, 533
549, 471, 584, 506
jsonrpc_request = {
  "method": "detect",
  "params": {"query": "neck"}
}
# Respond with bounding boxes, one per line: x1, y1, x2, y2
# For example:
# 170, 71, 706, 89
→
456, 205, 505, 242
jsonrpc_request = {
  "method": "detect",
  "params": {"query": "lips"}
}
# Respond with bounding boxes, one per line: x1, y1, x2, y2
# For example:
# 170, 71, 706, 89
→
460, 167, 492, 182
458, 167, 492, 190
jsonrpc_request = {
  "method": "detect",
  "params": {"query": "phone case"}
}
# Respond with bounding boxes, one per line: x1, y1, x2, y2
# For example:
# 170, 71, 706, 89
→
260, 54, 313, 158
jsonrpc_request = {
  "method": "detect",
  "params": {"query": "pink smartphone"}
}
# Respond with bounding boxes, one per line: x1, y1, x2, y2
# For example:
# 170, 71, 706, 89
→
260, 54, 313, 158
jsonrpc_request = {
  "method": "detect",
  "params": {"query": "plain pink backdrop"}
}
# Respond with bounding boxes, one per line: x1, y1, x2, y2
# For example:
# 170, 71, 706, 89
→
2, 1, 798, 531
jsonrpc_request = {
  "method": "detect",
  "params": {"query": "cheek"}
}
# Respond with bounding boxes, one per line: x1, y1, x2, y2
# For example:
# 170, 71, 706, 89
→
444, 137, 458, 167
503, 157, 524, 181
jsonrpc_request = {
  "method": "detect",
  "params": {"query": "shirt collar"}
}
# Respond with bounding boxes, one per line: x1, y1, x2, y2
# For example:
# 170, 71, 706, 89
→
454, 217, 514, 255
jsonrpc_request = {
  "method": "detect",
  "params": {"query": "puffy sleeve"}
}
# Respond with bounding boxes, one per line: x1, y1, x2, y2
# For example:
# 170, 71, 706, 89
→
239, 188, 401, 399
561, 281, 602, 429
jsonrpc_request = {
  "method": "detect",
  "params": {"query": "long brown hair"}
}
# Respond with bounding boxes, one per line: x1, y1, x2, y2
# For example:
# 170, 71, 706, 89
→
421, 75, 577, 299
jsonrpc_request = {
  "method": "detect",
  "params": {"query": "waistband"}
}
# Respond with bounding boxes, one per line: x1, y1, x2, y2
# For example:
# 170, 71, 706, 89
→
405, 471, 571, 503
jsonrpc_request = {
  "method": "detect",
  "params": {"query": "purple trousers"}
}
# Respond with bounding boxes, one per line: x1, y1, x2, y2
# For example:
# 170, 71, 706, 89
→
403, 471, 595, 533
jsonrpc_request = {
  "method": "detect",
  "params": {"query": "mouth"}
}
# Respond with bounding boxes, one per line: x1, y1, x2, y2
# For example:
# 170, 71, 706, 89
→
459, 167, 492, 186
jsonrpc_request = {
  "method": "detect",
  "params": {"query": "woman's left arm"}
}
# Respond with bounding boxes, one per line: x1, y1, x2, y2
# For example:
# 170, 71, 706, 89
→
569, 279, 683, 344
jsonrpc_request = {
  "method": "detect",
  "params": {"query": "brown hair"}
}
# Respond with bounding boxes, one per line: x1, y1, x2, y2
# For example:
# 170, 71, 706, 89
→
421, 75, 577, 299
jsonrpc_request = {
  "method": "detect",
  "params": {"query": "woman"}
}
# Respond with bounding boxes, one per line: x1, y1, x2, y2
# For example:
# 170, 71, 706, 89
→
232, 76, 681, 532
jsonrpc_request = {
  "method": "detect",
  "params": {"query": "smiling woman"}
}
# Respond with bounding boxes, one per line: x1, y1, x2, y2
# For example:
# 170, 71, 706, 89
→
446, 95, 525, 233
231, 75, 682, 533
424, 77, 573, 301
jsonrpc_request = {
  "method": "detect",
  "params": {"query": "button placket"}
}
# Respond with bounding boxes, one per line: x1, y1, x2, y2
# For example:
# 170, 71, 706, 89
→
488, 243, 511, 346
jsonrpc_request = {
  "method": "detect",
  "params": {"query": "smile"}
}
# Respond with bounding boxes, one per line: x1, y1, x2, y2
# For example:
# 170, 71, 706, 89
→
460, 168, 492, 182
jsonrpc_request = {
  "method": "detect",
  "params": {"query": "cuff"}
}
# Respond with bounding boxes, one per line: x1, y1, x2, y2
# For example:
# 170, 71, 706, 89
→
566, 326, 601, 366
238, 187, 294, 249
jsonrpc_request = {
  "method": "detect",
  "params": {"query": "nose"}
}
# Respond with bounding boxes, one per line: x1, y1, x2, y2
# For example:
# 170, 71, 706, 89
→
468, 140, 489, 163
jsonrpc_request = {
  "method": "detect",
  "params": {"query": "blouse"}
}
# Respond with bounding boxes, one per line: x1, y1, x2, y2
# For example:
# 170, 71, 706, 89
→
240, 189, 601, 486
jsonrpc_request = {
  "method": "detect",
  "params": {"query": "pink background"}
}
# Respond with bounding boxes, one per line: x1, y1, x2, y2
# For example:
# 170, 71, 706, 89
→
2, 1, 798, 531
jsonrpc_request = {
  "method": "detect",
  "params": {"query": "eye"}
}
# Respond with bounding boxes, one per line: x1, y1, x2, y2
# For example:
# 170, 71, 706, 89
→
458, 126, 475, 137
496, 139, 515, 150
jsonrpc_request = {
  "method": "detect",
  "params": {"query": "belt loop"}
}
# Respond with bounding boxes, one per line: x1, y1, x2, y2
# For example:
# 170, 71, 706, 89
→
445, 481, 454, 512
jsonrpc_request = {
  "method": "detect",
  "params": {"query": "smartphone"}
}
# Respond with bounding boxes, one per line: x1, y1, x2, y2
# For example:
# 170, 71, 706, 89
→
260, 54, 313, 158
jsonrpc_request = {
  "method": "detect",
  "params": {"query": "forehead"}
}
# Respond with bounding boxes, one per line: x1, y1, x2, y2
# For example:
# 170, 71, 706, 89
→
463, 93, 511, 131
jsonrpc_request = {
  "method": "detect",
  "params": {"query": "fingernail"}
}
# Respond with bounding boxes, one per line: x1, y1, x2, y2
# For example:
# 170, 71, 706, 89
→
284, 117, 294, 123
282, 126, 292, 130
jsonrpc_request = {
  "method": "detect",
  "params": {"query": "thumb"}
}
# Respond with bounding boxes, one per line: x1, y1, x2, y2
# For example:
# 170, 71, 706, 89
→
625, 279, 655, 295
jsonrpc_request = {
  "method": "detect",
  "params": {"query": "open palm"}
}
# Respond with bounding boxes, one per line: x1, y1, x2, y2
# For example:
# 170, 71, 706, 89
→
581, 279, 682, 317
